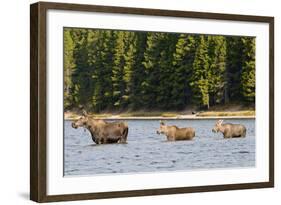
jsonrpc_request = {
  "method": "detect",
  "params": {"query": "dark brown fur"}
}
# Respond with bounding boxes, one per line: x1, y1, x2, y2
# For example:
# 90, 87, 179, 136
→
72, 111, 128, 144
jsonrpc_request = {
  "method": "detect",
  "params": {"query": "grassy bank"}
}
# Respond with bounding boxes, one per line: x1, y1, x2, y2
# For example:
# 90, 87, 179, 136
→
65, 108, 255, 120
119, 112, 179, 117
196, 110, 255, 117
65, 111, 180, 119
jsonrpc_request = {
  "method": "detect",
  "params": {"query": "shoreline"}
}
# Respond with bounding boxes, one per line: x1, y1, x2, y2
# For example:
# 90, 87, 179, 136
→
65, 114, 255, 121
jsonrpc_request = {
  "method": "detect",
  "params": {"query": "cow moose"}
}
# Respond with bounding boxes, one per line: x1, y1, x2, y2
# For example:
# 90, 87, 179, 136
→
72, 110, 128, 144
156, 121, 195, 141
212, 120, 246, 138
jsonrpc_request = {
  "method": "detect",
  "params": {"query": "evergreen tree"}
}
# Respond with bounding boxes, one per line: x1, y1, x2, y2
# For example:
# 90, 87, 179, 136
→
241, 37, 255, 103
156, 33, 178, 109
63, 28, 75, 109
207, 36, 227, 105
92, 30, 116, 112
123, 32, 137, 107
225, 37, 244, 102
63, 28, 256, 112
71, 29, 92, 107
190, 35, 210, 109
141, 32, 163, 108
129, 32, 147, 110
112, 31, 128, 108
172, 34, 197, 108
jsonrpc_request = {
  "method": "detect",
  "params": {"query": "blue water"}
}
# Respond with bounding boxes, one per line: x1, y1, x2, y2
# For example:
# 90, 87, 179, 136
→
64, 119, 255, 176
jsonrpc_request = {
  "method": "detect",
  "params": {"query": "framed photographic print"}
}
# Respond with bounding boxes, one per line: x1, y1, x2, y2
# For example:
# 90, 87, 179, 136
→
30, 1, 274, 202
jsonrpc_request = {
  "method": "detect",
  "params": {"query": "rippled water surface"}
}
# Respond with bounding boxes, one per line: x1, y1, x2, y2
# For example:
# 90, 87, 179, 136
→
64, 119, 255, 176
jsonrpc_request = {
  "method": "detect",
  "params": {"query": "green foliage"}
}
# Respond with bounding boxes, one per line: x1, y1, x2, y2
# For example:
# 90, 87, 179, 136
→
129, 32, 147, 110
141, 32, 163, 108
241, 37, 255, 103
207, 35, 227, 105
172, 34, 197, 108
91, 30, 116, 111
63, 28, 256, 112
225, 37, 244, 101
71, 29, 91, 107
63, 29, 75, 109
156, 33, 179, 109
190, 36, 210, 108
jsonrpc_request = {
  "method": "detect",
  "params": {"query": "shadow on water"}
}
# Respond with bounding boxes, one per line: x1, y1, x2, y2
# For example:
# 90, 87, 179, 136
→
85, 142, 128, 147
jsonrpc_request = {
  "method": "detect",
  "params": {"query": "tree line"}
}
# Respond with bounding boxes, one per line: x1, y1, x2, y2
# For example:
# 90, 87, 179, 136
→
64, 28, 255, 112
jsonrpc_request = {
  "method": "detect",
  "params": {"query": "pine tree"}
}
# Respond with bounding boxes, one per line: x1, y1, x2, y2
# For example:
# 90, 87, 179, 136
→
63, 28, 75, 109
207, 36, 227, 105
225, 37, 244, 102
91, 30, 116, 112
190, 35, 210, 109
112, 31, 129, 108
71, 29, 92, 108
129, 32, 147, 110
241, 37, 255, 103
141, 32, 163, 108
123, 32, 138, 107
63, 28, 256, 112
156, 33, 178, 109
172, 34, 197, 109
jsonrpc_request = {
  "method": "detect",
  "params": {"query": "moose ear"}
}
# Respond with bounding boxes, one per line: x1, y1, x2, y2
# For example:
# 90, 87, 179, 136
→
160, 120, 165, 125
82, 110, 88, 117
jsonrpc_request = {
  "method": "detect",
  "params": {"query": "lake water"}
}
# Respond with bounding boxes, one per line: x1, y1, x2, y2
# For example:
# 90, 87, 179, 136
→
64, 119, 255, 176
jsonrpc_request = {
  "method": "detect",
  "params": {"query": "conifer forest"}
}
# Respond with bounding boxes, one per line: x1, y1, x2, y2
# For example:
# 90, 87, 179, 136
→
63, 28, 255, 112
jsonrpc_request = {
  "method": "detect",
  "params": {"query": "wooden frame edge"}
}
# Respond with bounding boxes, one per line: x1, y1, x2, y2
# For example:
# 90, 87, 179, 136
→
30, 1, 274, 202
269, 17, 274, 188
30, 2, 48, 202
40, 182, 273, 202
30, 2, 39, 202
37, 1, 274, 22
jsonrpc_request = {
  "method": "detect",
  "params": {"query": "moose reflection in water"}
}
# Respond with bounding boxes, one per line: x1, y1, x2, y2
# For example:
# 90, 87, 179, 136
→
156, 121, 195, 141
212, 120, 247, 138
71, 111, 128, 144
